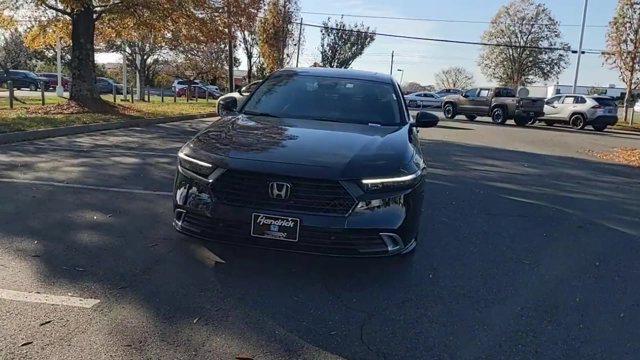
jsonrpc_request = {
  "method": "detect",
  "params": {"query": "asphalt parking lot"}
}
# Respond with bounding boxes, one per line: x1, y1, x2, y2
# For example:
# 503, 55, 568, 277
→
1, 114, 639, 359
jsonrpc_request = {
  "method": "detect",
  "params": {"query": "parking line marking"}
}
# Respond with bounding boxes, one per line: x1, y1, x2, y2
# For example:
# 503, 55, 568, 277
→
0, 178, 172, 196
0, 289, 100, 308
18, 145, 177, 157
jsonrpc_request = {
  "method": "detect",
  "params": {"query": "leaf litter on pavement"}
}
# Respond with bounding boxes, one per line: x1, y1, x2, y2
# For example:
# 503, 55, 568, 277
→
587, 147, 640, 168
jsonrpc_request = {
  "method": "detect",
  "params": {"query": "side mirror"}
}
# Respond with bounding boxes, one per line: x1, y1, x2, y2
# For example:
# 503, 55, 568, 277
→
218, 97, 238, 116
414, 111, 439, 128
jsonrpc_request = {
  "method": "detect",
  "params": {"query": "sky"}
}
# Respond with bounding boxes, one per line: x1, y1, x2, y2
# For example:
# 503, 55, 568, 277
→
292, 0, 621, 87
95, 0, 621, 88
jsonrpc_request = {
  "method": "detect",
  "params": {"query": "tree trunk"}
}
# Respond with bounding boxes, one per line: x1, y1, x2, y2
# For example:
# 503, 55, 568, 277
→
69, 6, 102, 108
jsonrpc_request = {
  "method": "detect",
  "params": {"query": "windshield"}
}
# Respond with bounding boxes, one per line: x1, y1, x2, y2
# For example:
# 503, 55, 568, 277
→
242, 74, 403, 126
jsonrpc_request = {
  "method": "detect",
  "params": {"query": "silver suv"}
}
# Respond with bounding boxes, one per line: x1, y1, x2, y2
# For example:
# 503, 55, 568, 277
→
540, 94, 618, 131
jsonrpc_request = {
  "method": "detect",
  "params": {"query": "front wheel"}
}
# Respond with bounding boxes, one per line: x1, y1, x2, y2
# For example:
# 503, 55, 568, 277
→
592, 124, 607, 132
491, 107, 507, 124
570, 114, 587, 129
29, 83, 37, 91
443, 104, 456, 119
407, 100, 418, 108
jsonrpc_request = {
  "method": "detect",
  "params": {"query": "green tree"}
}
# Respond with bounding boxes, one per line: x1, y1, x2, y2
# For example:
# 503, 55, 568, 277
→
603, 0, 640, 124
319, 17, 376, 68
434, 66, 475, 89
0, 30, 35, 74
478, 0, 569, 86
257, 0, 300, 73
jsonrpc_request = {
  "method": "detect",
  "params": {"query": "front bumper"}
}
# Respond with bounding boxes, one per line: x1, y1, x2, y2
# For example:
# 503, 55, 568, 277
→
172, 168, 424, 257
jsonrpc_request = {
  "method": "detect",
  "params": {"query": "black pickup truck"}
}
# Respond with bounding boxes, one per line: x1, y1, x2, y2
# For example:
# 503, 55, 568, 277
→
441, 87, 545, 126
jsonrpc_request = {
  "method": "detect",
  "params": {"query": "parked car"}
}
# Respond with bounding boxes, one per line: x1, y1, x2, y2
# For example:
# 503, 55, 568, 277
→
37, 72, 71, 91
174, 67, 439, 257
0, 70, 50, 91
216, 80, 262, 115
176, 84, 220, 99
441, 87, 545, 126
172, 79, 220, 93
96, 77, 124, 94
404, 92, 442, 108
540, 94, 618, 131
435, 88, 463, 97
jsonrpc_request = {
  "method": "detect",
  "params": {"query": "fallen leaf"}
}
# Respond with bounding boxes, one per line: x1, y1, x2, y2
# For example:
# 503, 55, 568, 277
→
236, 356, 253, 360
39, 320, 53, 326
193, 317, 200, 324
19, 341, 33, 347
148, 243, 159, 248
74, 267, 85, 272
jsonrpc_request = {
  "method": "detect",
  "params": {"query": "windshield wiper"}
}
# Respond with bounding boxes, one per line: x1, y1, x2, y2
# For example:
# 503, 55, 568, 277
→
243, 110, 280, 118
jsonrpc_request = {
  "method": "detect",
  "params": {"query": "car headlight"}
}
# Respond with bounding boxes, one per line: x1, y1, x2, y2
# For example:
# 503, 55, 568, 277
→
361, 170, 422, 192
178, 151, 215, 179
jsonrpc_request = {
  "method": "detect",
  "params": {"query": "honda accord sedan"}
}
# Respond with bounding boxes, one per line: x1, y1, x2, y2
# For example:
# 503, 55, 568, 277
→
173, 67, 438, 256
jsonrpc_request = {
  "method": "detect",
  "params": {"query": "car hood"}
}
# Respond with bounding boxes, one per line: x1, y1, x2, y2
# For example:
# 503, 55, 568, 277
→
184, 114, 415, 180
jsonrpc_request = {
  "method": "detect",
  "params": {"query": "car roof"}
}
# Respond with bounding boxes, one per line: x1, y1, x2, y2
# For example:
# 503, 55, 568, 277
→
557, 94, 612, 99
275, 67, 394, 84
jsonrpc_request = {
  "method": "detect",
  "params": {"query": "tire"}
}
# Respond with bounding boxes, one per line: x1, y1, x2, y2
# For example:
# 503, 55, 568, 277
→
514, 116, 530, 127
29, 83, 37, 91
464, 115, 477, 121
491, 107, 507, 124
443, 103, 456, 119
216, 102, 222, 116
543, 121, 554, 126
569, 114, 587, 129
592, 124, 607, 132
407, 100, 418, 108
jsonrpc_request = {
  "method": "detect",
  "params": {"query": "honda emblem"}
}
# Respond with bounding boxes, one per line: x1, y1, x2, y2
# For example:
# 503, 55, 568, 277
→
268, 182, 291, 200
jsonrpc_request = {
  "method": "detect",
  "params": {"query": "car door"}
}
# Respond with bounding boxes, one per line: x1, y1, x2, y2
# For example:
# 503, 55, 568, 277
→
12, 72, 27, 88
421, 93, 437, 107
459, 88, 478, 113
543, 96, 563, 119
473, 88, 492, 114
558, 96, 578, 120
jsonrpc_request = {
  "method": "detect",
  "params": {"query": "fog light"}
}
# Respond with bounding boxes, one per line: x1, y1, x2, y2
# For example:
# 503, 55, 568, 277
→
380, 233, 404, 252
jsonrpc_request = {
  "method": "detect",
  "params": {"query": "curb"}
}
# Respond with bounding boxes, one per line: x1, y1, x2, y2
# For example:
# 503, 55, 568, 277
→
0, 112, 217, 145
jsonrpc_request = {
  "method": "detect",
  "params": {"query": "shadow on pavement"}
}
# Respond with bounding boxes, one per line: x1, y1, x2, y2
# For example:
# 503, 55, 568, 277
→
1, 137, 639, 359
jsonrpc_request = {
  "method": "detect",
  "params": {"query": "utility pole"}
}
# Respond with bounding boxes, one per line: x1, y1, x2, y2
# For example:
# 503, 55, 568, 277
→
122, 50, 128, 101
390, 51, 394, 76
572, 0, 588, 94
295, 17, 303, 67
55, 36, 63, 97
135, 53, 141, 101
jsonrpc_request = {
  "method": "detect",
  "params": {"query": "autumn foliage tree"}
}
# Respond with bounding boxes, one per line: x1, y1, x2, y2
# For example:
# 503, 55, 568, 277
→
603, 0, 640, 124
319, 17, 376, 68
478, 0, 569, 86
257, 0, 300, 73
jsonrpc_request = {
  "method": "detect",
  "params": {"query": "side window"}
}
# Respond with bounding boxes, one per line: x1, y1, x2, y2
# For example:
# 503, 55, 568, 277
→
574, 96, 586, 104
478, 89, 491, 97
562, 96, 576, 104
545, 96, 561, 105
464, 88, 477, 98
496, 88, 516, 97
423, 93, 433, 98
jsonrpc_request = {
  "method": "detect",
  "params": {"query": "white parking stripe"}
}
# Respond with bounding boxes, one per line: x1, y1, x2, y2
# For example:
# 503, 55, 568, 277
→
18, 145, 177, 157
0, 289, 100, 308
0, 178, 172, 196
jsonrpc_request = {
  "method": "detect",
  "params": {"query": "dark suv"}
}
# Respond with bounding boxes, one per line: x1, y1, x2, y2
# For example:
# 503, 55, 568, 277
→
173, 68, 439, 257
0, 70, 50, 91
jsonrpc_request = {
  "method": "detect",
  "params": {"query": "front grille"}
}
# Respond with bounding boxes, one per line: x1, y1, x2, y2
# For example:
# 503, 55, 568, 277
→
211, 170, 356, 215
179, 213, 388, 255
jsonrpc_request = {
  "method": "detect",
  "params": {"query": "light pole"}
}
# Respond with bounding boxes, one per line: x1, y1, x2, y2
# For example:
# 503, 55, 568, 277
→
55, 36, 64, 97
397, 69, 404, 84
572, 0, 588, 94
